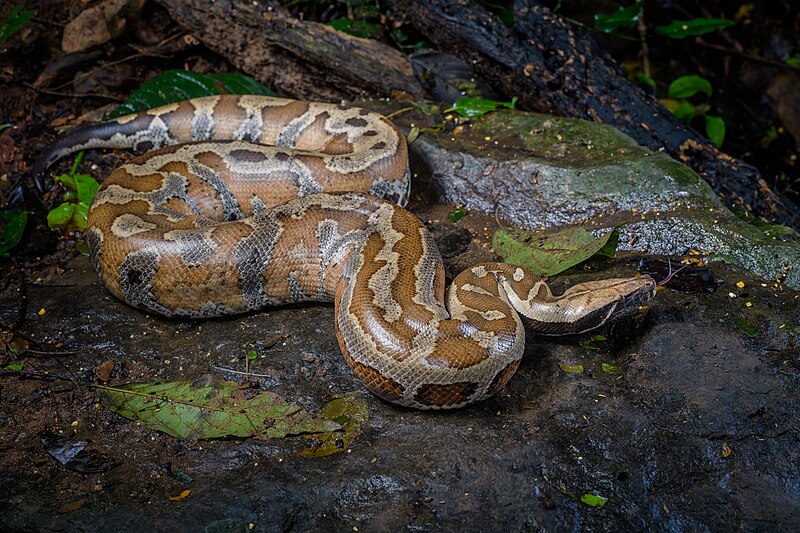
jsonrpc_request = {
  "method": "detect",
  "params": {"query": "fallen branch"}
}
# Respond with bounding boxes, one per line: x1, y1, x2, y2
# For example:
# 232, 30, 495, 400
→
387, 0, 799, 228
154, 0, 425, 100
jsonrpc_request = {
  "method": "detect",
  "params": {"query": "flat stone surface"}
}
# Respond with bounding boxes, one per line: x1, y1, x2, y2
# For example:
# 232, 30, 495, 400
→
2, 105, 799, 531
1, 244, 798, 531
376, 104, 800, 288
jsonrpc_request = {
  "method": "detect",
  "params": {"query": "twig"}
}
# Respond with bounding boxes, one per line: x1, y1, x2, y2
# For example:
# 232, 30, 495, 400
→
23, 83, 125, 101
212, 366, 275, 379
637, 7, 650, 78
31, 16, 65, 28
12, 269, 27, 330
694, 40, 790, 69
0, 370, 61, 381
22, 349, 79, 358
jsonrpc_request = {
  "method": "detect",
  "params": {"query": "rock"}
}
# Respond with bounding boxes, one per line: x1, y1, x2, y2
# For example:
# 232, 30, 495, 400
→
2, 102, 799, 532
398, 108, 800, 288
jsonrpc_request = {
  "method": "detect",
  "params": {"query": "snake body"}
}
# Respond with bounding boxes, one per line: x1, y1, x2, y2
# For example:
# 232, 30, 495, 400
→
37, 95, 656, 409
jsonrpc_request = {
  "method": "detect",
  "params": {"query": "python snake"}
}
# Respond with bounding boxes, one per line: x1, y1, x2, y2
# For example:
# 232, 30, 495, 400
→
37, 95, 656, 409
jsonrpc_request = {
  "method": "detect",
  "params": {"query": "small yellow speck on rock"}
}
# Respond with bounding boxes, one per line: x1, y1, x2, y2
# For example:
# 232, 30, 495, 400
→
736, 281, 745, 288
249, 525, 254, 530
721, 442, 732, 458
70, 421, 78, 427
164, 360, 171, 365
745, 302, 752, 307
38, 308, 46, 316
169, 489, 191, 501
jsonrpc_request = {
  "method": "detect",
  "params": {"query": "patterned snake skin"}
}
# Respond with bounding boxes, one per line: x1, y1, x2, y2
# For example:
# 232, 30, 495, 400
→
37, 95, 656, 409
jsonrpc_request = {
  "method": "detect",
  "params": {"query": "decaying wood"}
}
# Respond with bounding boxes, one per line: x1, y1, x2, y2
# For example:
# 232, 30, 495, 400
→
386, 0, 799, 228
153, 0, 424, 101
154, 0, 795, 227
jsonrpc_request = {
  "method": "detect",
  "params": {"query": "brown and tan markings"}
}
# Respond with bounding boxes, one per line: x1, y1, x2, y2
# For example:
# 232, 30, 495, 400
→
37, 95, 656, 409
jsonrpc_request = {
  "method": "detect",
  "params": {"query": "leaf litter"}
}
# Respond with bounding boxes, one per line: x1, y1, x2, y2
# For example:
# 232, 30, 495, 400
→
98, 375, 367, 450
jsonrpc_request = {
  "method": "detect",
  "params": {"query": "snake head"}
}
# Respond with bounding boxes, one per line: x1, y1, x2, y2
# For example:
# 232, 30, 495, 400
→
519, 275, 657, 335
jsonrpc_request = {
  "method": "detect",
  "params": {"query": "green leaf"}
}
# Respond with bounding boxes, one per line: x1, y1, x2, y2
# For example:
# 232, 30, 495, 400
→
448, 206, 467, 222
47, 203, 76, 230
595, 231, 619, 258
668, 75, 712, 99
601, 363, 622, 373
736, 319, 758, 337
48, 173, 98, 233
298, 393, 369, 457
55, 173, 99, 205
327, 17, 384, 39
108, 70, 275, 119
580, 335, 607, 351
635, 73, 656, 88
0, 5, 35, 43
4, 362, 24, 371
0, 208, 27, 256
407, 126, 420, 144
594, 1, 643, 33
580, 493, 608, 508
787, 55, 800, 69
71, 203, 89, 232
47, 202, 88, 233
705, 115, 725, 147
672, 102, 696, 122
559, 362, 584, 373
445, 96, 517, 118
492, 227, 618, 277
247, 350, 258, 361
99, 376, 341, 440
655, 18, 735, 39
75, 238, 90, 255
499, 7, 514, 28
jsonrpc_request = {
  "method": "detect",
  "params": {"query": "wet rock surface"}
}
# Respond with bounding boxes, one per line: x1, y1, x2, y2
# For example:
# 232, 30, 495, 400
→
2, 108, 800, 531
2, 245, 799, 531
385, 106, 800, 289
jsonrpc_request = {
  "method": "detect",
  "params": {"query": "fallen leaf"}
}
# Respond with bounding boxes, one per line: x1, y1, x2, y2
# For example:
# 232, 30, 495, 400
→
736, 319, 758, 337
170, 489, 191, 501
96, 360, 114, 382
580, 493, 608, 508
559, 363, 584, 373
493, 227, 618, 277
62, 0, 146, 53
99, 375, 341, 440
297, 393, 369, 457
41, 433, 115, 473
57, 499, 86, 514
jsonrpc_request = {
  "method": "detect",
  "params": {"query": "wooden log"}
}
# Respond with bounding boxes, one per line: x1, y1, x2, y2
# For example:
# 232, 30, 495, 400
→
154, 0, 424, 101
387, 0, 799, 228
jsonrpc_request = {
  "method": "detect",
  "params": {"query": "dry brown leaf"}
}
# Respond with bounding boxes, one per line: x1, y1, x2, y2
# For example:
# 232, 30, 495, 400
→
62, 0, 146, 53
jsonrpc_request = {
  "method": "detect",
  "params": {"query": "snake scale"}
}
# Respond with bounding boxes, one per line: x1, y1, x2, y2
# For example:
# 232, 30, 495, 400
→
37, 95, 656, 409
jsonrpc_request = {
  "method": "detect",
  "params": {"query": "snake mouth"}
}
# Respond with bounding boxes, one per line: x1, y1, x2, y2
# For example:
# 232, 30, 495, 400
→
620, 276, 657, 310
